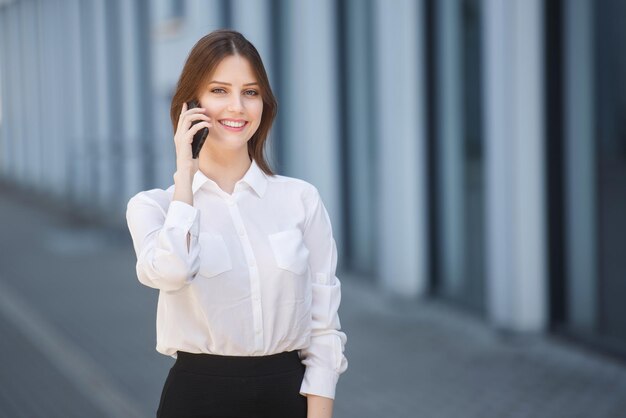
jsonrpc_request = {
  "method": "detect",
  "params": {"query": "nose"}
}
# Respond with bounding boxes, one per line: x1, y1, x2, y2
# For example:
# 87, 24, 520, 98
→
227, 93, 244, 113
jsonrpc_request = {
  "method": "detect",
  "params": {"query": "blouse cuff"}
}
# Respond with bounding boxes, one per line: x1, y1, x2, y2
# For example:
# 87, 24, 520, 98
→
299, 366, 339, 400
164, 200, 199, 236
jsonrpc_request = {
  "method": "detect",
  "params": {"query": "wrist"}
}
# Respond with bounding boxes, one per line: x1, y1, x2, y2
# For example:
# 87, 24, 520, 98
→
174, 167, 194, 182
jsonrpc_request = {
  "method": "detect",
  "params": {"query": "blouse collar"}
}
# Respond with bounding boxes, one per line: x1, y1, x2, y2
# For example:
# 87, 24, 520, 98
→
191, 158, 268, 198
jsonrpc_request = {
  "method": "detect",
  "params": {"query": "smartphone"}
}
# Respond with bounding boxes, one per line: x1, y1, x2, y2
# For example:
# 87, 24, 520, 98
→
186, 100, 209, 159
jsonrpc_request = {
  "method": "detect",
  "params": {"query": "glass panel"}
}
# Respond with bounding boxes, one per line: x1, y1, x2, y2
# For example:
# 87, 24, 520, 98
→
461, 0, 485, 313
429, 0, 485, 313
340, 0, 377, 279
596, 0, 626, 343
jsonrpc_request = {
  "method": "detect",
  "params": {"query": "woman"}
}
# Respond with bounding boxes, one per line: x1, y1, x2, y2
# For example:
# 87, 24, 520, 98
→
126, 29, 348, 418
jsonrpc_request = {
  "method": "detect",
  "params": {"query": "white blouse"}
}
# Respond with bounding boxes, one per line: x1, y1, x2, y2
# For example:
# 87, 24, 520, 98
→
125, 158, 348, 400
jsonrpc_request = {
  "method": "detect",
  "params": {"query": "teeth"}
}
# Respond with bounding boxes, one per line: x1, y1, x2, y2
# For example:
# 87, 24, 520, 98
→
220, 120, 245, 128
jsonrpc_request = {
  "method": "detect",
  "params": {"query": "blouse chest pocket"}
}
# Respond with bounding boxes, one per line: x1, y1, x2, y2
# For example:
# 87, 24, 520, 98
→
268, 228, 310, 276
198, 232, 233, 278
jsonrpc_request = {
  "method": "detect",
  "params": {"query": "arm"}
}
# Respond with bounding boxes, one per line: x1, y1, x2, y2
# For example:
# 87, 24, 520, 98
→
298, 186, 349, 415
125, 191, 201, 293
307, 394, 334, 418
173, 169, 195, 252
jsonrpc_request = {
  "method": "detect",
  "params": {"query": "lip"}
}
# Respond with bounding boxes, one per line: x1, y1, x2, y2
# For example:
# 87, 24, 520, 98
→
218, 119, 248, 132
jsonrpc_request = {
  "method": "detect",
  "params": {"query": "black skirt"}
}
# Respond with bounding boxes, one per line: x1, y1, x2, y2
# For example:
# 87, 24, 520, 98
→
156, 350, 307, 418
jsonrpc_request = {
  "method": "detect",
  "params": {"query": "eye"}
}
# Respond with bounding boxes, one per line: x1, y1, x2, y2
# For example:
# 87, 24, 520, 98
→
244, 90, 259, 96
211, 88, 226, 94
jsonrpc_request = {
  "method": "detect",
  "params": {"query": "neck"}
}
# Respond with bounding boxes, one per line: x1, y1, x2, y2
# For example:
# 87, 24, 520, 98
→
198, 149, 252, 189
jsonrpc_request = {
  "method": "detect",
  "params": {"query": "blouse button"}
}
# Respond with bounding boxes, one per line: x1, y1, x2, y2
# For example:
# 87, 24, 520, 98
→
238, 229, 245, 236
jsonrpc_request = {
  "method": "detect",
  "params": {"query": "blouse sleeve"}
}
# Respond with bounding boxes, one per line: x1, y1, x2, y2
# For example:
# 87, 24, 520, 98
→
126, 193, 202, 293
298, 185, 349, 400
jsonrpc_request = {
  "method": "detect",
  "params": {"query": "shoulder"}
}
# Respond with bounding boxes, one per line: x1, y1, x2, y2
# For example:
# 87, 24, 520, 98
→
266, 173, 319, 198
266, 173, 324, 216
267, 174, 320, 207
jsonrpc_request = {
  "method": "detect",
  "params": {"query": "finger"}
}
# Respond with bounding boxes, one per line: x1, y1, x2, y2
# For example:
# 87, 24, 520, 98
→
185, 124, 209, 144
186, 112, 210, 122
177, 102, 187, 131
182, 113, 211, 132
183, 108, 207, 118
177, 102, 205, 126
187, 121, 210, 139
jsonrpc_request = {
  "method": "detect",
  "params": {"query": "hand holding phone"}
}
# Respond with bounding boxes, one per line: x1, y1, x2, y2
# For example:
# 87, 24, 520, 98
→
187, 100, 209, 159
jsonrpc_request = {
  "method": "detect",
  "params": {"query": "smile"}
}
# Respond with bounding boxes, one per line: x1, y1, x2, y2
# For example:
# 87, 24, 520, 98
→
219, 120, 248, 130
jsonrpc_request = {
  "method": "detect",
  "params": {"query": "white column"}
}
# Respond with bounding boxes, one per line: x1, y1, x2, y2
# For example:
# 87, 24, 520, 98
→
188, 0, 224, 39
18, 0, 40, 189
104, 0, 125, 212
230, 0, 277, 164
64, 0, 84, 203
8, 3, 25, 184
0, 5, 10, 178
37, 0, 62, 194
436, 0, 465, 297
373, 0, 428, 296
0, 7, 6, 176
483, 0, 546, 331
92, 0, 113, 206
564, 0, 597, 330
58, 0, 80, 200
1, 4, 21, 181
119, 0, 143, 206
151, 0, 224, 189
230, 0, 273, 79
76, 0, 99, 204
282, 0, 343, 253
72, 0, 94, 204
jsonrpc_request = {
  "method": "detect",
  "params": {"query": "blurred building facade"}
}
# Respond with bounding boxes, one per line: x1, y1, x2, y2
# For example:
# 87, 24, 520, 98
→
0, 0, 625, 358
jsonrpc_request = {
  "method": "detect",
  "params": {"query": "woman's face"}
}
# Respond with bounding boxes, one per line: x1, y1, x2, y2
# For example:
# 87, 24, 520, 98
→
197, 54, 263, 154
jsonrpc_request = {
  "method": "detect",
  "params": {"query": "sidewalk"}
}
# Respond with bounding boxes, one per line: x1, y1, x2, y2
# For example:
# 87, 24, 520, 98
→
1, 182, 626, 418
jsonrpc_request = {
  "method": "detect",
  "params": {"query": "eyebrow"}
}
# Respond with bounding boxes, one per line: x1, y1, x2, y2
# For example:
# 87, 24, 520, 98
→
209, 80, 259, 86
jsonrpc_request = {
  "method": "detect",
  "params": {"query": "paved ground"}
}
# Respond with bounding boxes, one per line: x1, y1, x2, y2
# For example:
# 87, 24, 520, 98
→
2, 182, 626, 418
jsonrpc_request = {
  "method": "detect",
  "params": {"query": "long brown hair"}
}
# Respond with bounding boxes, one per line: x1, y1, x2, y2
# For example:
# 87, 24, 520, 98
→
170, 29, 277, 176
